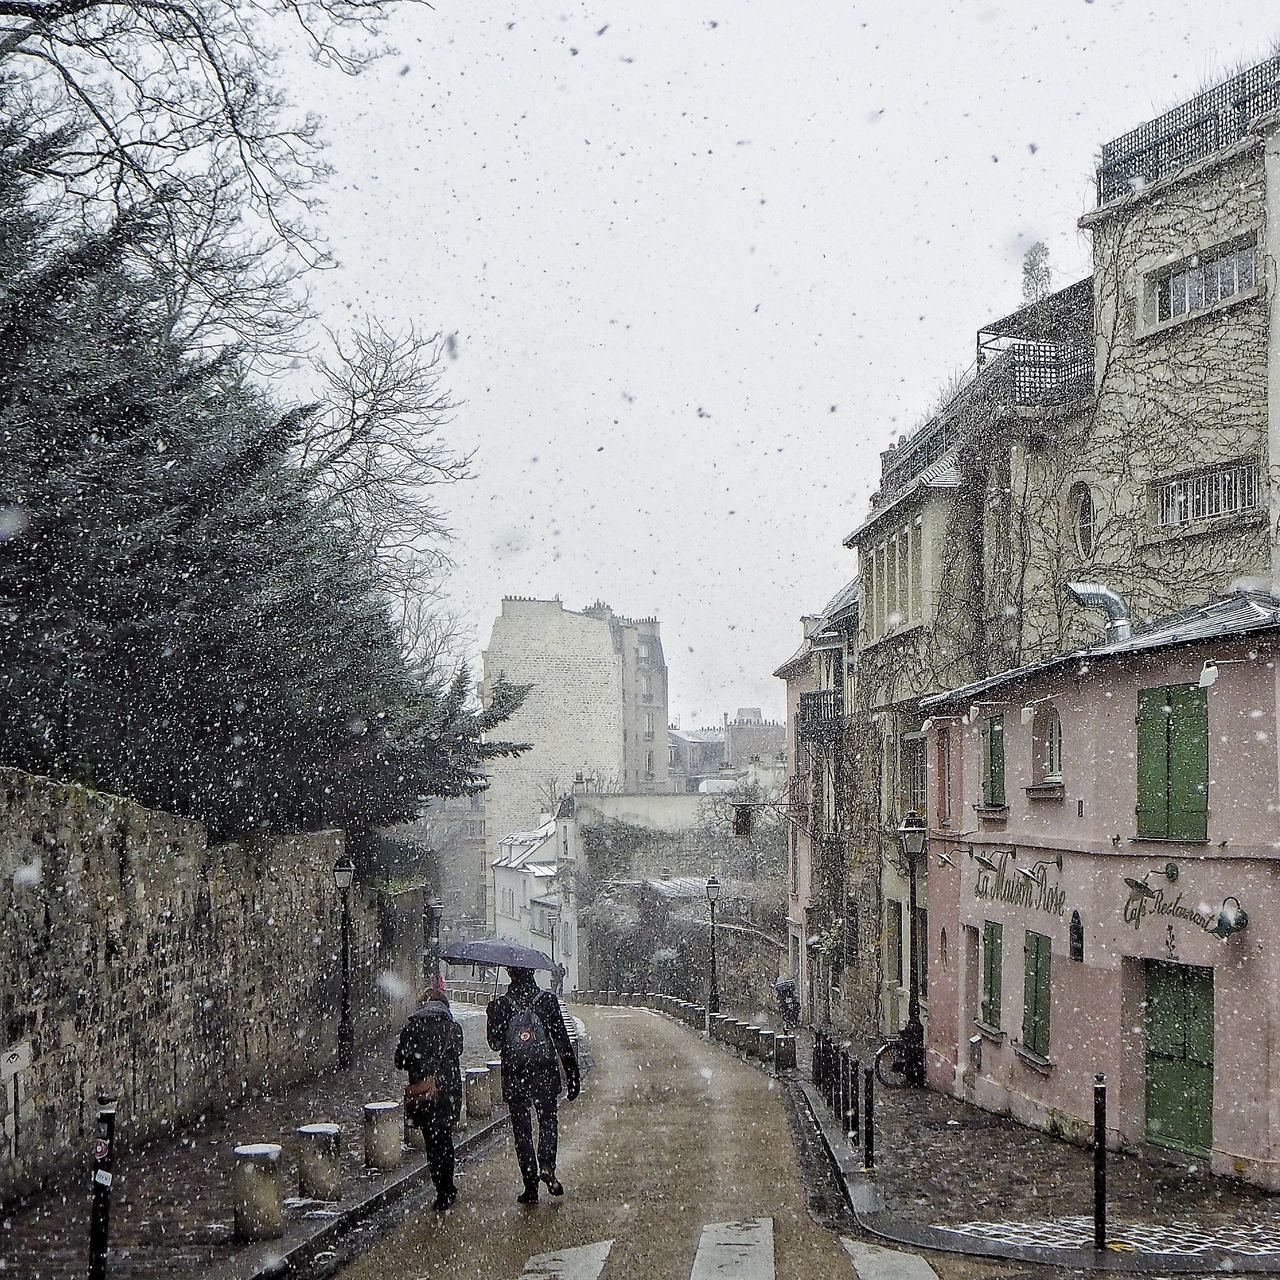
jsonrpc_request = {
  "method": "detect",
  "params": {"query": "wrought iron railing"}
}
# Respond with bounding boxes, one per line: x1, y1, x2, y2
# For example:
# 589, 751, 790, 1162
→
1008, 341, 1093, 407
798, 689, 843, 742
1097, 56, 1280, 204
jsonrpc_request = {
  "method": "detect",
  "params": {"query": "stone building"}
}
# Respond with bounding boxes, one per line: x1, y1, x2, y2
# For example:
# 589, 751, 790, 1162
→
840, 56, 1280, 1045
667, 725, 726, 792
723, 709, 787, 769
480, 597, 671, 924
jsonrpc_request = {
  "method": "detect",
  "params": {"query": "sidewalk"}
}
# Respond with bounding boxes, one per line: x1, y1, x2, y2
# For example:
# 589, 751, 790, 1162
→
797, 1027, 1280, 1271
0, 1014, 498, 1280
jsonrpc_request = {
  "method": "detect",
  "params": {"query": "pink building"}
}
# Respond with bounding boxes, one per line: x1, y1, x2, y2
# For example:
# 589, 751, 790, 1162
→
922, 591, 1280, 1189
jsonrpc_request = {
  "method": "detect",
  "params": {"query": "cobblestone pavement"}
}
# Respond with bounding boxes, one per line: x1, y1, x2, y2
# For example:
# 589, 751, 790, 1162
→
0, 1009, 494, 1279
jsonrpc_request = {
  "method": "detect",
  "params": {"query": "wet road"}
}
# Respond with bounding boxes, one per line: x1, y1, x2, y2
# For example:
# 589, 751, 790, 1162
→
334, 1005, 859, 1279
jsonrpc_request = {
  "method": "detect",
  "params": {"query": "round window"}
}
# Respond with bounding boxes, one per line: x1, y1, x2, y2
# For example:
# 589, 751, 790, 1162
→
1071, 484, 1095, 559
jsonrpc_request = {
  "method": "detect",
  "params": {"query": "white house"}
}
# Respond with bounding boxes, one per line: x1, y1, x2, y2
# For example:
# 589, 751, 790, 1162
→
491, 811, 580, 993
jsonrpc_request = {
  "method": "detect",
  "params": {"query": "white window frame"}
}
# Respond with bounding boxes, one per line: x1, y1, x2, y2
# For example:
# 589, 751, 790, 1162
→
1156, 462, 1260, 528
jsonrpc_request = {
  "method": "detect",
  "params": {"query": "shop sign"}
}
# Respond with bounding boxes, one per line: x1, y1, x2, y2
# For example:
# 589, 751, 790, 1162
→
973, 852, 1066, 918
1122, 887, 1213, 932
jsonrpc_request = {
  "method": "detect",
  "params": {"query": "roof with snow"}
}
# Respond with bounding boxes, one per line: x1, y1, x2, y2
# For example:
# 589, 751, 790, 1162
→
922, 591, 1280, 712
492, 818, 555, 869
843, 453, 964, 547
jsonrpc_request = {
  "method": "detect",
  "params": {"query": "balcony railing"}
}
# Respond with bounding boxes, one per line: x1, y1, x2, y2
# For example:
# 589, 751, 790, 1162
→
797, 689, 843, 742
1097, 56, 1280, 205
1007, 340, 1093, 407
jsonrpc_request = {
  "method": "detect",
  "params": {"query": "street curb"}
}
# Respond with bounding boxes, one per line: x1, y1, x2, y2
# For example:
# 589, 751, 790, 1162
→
796, 1080, 1280, 1275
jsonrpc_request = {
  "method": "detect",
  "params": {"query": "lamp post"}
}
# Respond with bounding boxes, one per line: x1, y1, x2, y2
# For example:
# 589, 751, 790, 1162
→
706, 875, 721, 1016
333, 856, 356, 1070
897, 810, 927, 1087
547, 904, 562, 993
425, 896, 444, 982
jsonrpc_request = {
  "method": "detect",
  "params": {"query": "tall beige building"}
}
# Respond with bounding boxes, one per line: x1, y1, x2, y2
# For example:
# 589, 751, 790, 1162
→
480, 598, 671, 924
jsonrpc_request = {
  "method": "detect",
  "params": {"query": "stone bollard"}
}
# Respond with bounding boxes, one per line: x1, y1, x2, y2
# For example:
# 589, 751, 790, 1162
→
758, 1029, 777, 1064
775, 1033, 797, 1072
465, 1067, 493, 1123
363, 1102, 403, 1171
745, 1025, 763, 1059
296, 1124, 344, 1200
486, 1059, 505, 1109
233, 1143, 284, 1240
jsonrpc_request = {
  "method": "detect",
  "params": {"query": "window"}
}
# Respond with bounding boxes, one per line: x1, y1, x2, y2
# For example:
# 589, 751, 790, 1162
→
645, 750, 654, 775
981, 715, 1006, 808
641, 672, 653, 700
644, 711, 655, 738
1069, 910, 1084, 963
789, 829, 798, 894
887, 899, 904, 988
903, 733, 927, 814
936, 728, 952, 821
1154, 237, 1256, 322
1022, 930, 1052, 1058
1137, 684, 1208, 840
863, 518, 923, 640
638, 639, 653, 667
1156, 461, 1259, 528
1070, 483, 1095, 559
1031, 704, 1062, 783
981, 920, 1002, 1027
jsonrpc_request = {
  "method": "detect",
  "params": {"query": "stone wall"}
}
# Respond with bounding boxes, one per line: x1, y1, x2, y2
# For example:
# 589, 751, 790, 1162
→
0, 768, 423, 1198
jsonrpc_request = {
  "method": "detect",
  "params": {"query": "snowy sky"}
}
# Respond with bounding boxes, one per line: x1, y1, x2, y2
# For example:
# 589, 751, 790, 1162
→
294, 1, 1280, 727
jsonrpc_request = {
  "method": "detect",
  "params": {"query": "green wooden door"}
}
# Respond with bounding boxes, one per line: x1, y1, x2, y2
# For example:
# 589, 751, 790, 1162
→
1145, 962, 1214, 1154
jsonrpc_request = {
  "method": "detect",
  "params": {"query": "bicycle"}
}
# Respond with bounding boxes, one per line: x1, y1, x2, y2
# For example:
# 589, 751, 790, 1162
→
873, 1033, 911, 1087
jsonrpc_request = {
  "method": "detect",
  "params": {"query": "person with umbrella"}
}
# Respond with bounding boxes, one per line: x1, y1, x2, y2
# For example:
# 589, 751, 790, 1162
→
396, 977, 463, 1212
486, 964, 580, 1204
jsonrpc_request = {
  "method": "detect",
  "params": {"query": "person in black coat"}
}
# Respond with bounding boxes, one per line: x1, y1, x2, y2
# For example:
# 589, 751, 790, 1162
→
486, 966, 580, 1204
396, 983, 464, 1211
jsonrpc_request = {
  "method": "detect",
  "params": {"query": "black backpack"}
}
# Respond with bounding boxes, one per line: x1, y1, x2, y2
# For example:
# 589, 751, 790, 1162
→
504, 1002, 557, 1072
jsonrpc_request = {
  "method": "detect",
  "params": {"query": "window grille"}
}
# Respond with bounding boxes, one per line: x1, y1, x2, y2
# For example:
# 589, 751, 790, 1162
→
1155, 240, 1256, 322
1156, 462, 1259, 527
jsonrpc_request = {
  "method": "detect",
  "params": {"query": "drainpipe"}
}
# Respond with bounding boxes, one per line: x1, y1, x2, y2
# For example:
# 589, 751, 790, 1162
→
1065, 582, 1132, 642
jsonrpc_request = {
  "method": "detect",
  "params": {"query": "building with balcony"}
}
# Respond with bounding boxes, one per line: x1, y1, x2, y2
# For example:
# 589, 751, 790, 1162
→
839, 53, 1280, 1045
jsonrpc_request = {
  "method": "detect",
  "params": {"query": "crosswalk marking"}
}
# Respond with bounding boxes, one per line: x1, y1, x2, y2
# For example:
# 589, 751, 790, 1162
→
517, 1239, 613, 1280
840, 1238, 940, 1280
689, 1217, 775, 1279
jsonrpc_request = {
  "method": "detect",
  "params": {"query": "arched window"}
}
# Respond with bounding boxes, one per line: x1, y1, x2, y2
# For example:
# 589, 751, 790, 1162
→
1032, 703, 1063, 784
1069, 910, 1084, 962
1070, 483, 1095, 559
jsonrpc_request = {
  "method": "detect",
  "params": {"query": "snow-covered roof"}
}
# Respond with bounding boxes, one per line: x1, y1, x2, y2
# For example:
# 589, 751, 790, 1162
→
843, 453, 963, 548
492, 818, 555, 869
922, 591, 1280, 712
669, 726, 725, 745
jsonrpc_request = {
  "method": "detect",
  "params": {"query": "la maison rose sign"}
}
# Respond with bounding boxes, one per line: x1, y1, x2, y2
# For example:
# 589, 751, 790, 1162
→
973, 852, 1066, 918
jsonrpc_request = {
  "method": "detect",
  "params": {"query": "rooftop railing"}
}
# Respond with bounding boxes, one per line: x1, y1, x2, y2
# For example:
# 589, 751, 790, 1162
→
1097, 56, 1280, 205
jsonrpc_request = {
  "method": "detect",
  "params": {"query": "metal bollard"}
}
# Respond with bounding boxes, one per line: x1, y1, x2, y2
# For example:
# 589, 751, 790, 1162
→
363, 1101, 403, 1170
863, 1067, 875, 1171
829, 1047, 841, 1115
1094, 1073, 1107, 1250
87, 1090, 118, 1280
812, 1031, 825, 1088
465, 1067, 493, 1122
848, 1058, 860, 1141
233, 1143, 284, 1240
296, 1123, 343, 1200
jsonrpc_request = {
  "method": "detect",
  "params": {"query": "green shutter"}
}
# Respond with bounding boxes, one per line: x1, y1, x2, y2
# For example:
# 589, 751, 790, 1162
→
981, 920, 1002, 1026
1022, 931, 1051, 1057
1136, 687, 1170, 837
989, 716, 1005, 806
1168, 684, 1208, 841
982, 716, 1005, 807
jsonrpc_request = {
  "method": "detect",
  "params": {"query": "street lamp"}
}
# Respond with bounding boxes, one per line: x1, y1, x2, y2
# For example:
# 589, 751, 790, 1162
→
332, 855, 356, 1070
897, 810, 928, 1087
706, 875, 721, 1017
547, 903, 562, 992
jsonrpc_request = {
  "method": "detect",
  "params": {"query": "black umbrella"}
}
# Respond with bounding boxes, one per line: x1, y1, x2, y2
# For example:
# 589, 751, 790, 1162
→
440, 938, 555, 972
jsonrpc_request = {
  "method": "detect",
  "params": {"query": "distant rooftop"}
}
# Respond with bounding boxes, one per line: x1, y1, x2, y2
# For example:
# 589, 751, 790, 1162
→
1096, 56, 1280, 205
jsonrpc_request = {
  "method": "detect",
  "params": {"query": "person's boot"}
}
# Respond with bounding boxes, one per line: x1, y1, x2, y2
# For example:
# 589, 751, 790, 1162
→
517, 1178, 539, 1204
539, 1168, 564, 1196
433, 1184, 457, 1212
